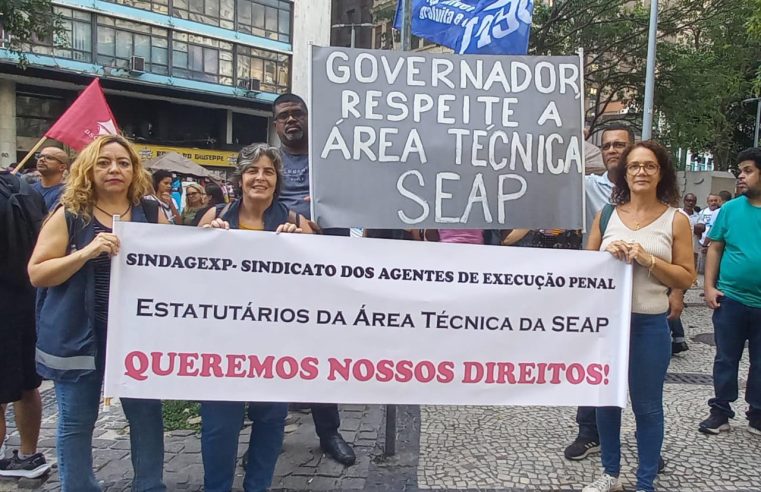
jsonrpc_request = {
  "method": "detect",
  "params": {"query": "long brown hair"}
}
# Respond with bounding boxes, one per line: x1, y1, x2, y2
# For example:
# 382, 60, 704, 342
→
60, 135, 153, 221
611, 140, 680, 206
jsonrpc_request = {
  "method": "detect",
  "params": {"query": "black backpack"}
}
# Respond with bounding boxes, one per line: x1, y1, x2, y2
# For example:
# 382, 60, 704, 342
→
0, 173, 47, 287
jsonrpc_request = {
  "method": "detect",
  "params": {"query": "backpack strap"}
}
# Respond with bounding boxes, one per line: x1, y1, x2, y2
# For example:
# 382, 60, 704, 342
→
215, 202, 232, 220
599, 203, 615, 236
140, 198, 160, 224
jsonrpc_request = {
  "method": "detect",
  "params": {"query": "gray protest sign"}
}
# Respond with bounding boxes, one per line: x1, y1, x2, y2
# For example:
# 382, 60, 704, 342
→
309, 46, 584, 229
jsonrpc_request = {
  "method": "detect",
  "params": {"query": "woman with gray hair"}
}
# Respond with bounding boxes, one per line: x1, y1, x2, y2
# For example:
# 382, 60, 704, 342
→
196, 143, 314, 492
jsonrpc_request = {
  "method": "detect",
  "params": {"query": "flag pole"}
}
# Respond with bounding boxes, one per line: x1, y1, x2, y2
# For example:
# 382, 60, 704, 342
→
10, 136, 47, 175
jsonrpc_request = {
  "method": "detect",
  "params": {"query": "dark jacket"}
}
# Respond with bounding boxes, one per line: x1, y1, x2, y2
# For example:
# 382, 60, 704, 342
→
216, 198, 290, 232
36, 203, 155, 381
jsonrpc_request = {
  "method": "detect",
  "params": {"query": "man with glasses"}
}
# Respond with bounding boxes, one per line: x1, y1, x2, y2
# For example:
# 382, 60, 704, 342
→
270, 93, 357, 467
32, 147, 69, 211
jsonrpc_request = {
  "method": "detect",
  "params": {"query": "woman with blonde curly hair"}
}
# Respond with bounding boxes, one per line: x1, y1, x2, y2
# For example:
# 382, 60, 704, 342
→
28, 135, 168, 491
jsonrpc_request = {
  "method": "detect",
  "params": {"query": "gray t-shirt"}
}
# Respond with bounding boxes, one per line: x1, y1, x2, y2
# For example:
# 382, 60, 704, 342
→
279, 150, 310, 219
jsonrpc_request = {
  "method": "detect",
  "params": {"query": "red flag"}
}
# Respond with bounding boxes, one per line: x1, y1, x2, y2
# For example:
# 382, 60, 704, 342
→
45, 78, 120, 151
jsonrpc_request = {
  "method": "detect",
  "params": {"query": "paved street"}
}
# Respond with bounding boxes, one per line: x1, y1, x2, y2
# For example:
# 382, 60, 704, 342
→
2, 285, 760, 491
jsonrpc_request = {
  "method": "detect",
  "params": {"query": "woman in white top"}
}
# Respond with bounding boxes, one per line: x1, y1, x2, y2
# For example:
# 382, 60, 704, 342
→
583, 141, 695, 492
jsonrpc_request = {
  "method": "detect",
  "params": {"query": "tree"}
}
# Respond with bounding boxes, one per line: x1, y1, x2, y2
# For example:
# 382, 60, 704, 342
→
0, 0, 62, 63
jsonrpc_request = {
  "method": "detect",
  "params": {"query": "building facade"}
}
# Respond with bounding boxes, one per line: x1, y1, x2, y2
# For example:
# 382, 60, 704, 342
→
0, 0, 331, 173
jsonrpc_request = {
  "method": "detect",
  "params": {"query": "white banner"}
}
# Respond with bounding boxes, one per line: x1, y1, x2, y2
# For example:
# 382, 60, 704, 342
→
105, 223, 632, 407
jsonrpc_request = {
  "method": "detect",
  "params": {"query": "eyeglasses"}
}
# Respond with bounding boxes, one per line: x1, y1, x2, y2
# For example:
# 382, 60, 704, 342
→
601, 141, 628, 151
626, 162, 660, 175
274, 109, 306, 122
36, 153, 63, 163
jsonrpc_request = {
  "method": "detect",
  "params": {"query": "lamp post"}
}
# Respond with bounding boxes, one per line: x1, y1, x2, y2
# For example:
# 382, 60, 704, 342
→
330, 22, 375, 48
642, 0, 658, 140
743, 97, 761, 147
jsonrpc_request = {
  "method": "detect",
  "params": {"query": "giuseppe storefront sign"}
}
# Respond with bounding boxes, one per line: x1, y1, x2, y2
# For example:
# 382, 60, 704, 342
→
135, 144, 238, 168
104, 222, 632, 407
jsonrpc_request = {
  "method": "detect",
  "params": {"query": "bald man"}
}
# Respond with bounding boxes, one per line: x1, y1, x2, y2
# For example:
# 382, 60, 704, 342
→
33, 147, 69, 211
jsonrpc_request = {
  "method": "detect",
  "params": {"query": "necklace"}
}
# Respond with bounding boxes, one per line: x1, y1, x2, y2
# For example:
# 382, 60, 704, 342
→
95, 203, 132, 217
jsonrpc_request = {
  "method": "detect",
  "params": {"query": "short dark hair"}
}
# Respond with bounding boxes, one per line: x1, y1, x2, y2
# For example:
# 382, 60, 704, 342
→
205, 182, 225, 206
152, 169, 173, 191
272, 93, 307, 116
718, 190, 733, 202
601, 124, 635, 144
737, 147, 761, 171
611, 140, 680, 207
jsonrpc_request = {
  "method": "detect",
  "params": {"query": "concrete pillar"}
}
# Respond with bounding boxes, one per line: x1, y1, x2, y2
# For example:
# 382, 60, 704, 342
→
226, 110, 233, 145
0, 80, 16, 169
291, 0, 332, 106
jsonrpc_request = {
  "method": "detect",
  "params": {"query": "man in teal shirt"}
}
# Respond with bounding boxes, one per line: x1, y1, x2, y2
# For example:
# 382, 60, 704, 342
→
700, 147, 761, 437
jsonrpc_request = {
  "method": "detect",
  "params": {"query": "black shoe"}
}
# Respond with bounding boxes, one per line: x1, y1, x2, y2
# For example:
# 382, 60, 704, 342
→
320, 433, 356, 466
671, 341, 689, 355
699, 412, 730, 435
658, 456, 666, 474
563, 437, 600, 460
0, 450, 51, 478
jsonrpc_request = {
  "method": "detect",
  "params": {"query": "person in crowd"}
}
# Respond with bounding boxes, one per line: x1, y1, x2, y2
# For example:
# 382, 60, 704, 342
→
717, 189, 733, 204
190, 182, 226, 227
196, 144, 313, 492
566, 124, 634, 461
27, 135, 168, 492
668, 193, 700, 356
0, 170, 49, 478
180, 182, 205, 225
582, 141, 695, 492
271, 92, 356, 466
150, 169, 181, 224
33, 147, 69, 211
699, 147, 761, 436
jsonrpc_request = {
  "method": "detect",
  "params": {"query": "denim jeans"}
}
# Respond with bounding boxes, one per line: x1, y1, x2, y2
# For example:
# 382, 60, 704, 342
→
597, 313, 671, 492
709, 296, 761, 420
668, 317, 685, 343
200, 401, 287, 492
54, 372, 166, 492
311, 403, 341, 439
575, 406, 598, 441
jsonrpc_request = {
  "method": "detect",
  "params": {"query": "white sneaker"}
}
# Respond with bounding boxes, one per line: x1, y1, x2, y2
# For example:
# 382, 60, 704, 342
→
582, 473, 623, 492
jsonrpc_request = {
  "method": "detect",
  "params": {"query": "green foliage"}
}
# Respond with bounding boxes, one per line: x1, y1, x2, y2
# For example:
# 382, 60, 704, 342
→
0, 0, 63, 63
162, 400, 201, 432
530, 0, 761, 168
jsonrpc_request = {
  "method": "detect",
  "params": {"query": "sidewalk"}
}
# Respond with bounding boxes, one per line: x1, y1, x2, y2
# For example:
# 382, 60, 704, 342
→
2, 287, 760, 491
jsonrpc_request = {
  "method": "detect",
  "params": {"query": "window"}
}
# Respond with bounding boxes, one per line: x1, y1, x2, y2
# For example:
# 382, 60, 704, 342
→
16, 94, 67, 137
172, 32, 233, 84
173, 0, 235, 29
97, 17, 168, 74
236, 45, 289, 93
23, 8, 92, 61
237, 0, 291, 43
102, 0, 169, 15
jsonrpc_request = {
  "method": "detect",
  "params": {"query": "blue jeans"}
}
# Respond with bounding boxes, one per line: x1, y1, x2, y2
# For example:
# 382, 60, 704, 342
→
54, 371, 166, 492
200, 401, 287, 492
709, 296, 761, 420
597, 313, 671, 492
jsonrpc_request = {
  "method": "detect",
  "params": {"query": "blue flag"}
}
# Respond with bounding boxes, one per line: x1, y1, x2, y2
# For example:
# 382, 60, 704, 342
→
394, 0, 533, 55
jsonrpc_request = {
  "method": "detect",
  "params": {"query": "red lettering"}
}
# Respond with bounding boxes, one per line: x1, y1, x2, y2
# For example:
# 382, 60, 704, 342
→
376, 359, 395, 382
535, 363, 548, 384
151, 351, 177, 376
496, 362, 516, 384
484, 361, 497, 384
328, 358, 352, 381
547, 363, 566, 384
586, 363, 603, 385
225, 354, 247, 378
518, 362, 536, 384
353, 359, 375, 382
299, 357, 319, 380
247, 355, 274, 379
436, 361, 455, 383
177, 352, 200, 376
125, 351, 150, 381
200, 353, 223, 377
414, 360, 436, 383
462, 361, 484, 383
275, 356, 299, 379
566, 363, 585, 384
395, 360, 414, 382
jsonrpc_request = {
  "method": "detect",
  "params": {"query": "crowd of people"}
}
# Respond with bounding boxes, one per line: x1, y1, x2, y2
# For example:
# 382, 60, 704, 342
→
0, 91, 759, 492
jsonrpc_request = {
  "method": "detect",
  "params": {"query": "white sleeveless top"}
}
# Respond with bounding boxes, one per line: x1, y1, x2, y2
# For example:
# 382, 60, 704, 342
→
600, 207, 677, 314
